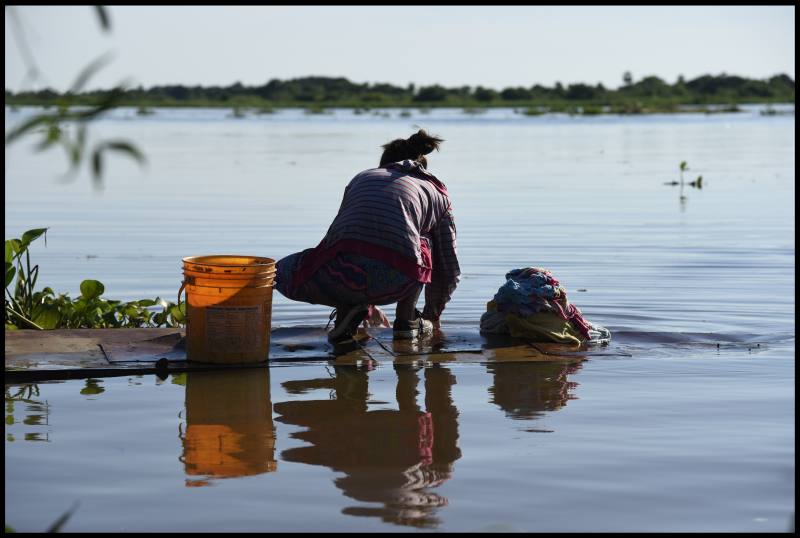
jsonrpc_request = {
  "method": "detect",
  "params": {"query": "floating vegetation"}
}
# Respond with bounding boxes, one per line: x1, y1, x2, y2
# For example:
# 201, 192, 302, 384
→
417, 107, 431, 115
255, 106, 274, 115
462, 107, 486, 115
702, 104, 741, 114
399, 109, 412, 117
305, 104, 327, 115
663, 161, 704, 212
136, 105, 154, 116
230, 106, 247, 118
522, 107, 546, 116
760, 105, 794, 116
580, 105, 603, 115
5, 228, 185, 330
688, 175, 703, 189
611, 102, 645, 115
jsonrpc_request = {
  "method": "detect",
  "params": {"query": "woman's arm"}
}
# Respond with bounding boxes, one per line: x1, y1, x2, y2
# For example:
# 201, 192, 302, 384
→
422, 208, 461, 322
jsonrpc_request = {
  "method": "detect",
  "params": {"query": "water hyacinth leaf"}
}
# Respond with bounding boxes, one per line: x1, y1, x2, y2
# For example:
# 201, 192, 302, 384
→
5, 263, 15, 287
31, 304, 61, 330
21, 228, 48, 247
79, 279, 105, 300
6, 239, 23, 260
169, 303, 186, 322
136, 299, 157, 307
5, 240, 17, 263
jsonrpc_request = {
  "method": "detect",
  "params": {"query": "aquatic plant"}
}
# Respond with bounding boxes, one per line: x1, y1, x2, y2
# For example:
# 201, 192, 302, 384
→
305, 104, 327, 115
5, 228, 185, 330
231, 106, 246, 118
580, 105, 603, 115
522, 107, 545, 116
136, 105, 154, 116
399, 109, 412, 117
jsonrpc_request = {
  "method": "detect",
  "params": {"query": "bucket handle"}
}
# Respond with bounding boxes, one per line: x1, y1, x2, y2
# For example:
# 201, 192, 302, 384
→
178, 281, 186, 308
178, 276, 193, 310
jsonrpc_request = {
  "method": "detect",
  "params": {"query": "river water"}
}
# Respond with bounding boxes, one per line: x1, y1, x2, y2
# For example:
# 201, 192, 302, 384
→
4, 105, 795, 532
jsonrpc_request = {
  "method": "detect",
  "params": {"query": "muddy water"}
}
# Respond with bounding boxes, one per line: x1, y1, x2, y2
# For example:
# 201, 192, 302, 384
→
4, 106, 795, 531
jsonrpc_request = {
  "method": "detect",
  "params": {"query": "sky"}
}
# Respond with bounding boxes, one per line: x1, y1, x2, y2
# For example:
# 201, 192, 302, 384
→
4, 5, 795, 93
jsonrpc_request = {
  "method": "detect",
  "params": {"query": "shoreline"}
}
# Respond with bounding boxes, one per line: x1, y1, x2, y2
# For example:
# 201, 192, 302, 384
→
5, 101, 795, 117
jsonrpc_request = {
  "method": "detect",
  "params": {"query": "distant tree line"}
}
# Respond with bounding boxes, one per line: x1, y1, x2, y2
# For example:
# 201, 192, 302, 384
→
5, 72, 794, 109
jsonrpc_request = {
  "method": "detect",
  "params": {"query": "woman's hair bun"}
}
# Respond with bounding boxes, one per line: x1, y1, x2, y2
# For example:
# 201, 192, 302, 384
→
407, 129, 444, 156
379, 129, 444, 166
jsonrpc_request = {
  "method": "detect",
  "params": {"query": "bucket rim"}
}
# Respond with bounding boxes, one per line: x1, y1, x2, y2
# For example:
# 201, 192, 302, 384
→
182, 255, 276, 268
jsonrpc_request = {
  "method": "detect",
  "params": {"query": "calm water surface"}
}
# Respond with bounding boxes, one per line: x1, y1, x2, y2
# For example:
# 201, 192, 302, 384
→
4, 106, 795, 531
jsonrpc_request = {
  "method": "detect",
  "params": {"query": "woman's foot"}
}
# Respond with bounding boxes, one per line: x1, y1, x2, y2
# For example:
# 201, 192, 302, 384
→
327, 304, 369, 344
393, 310, 434, 339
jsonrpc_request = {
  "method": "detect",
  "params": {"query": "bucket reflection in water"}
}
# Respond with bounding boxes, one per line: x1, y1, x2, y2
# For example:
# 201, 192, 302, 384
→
180, 369, 277, 487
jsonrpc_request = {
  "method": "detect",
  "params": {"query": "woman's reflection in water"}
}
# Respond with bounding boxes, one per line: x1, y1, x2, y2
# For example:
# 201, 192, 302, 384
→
486, 360, 584, 420
180, 368, 277, 487
273, 363, 461, 528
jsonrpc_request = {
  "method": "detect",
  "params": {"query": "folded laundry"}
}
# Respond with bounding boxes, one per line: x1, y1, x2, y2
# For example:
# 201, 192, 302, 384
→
480, 267, 610, 345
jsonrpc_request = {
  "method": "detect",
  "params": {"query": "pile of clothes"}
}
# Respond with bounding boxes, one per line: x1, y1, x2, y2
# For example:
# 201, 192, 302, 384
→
479, 267, 610, 345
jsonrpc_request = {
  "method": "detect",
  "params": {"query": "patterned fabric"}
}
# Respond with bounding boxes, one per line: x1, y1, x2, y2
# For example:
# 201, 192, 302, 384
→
276, 250, 421, 308
284, 159, 460, 320
480, 267, 607, 344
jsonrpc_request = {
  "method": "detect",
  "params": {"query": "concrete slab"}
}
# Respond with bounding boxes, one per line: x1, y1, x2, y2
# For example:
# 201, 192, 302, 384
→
5, 326, 618, 383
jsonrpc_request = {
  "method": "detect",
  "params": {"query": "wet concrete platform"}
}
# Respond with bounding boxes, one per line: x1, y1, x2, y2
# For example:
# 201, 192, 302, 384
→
4, 326, 619, 383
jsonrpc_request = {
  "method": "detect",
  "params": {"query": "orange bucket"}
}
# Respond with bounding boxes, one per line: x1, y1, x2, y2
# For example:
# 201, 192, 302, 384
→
180, 255, 276, 364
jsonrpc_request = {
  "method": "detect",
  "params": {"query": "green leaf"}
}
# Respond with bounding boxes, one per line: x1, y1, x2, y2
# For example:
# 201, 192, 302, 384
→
5, 263, 15, 288
4, 115, 52, 146
79, 279, 105, 300
21, 228, 48, 247
91, 148, 104, 180
34, 124, 62, 152
679, 161, 688, 171
168, 303, 186, 322
31, 304, 61, 330
136, 299, 156, 307
69, 53, 115, 94
103, 141, 146, 165
6, 239, 23, 261
94, 6, 111, 31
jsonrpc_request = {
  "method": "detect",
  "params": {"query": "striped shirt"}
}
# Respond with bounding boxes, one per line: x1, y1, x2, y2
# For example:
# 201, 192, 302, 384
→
296, 160, 460, 320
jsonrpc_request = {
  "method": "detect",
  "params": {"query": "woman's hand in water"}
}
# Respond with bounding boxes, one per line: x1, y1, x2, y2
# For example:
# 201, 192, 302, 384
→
363, 305, 391, 328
